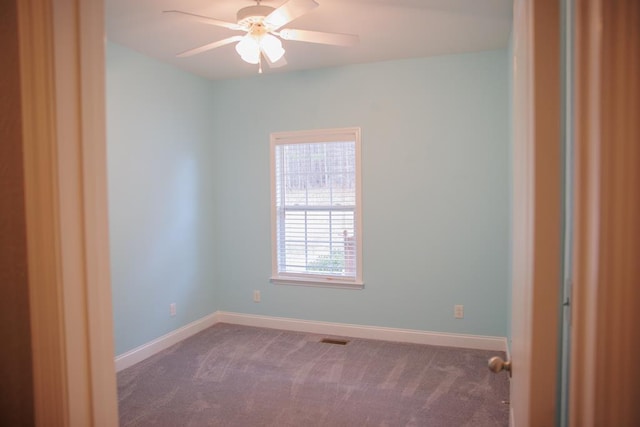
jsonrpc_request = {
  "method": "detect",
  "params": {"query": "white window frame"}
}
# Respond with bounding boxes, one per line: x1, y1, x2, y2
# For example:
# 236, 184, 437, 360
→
270, 127, 363, 289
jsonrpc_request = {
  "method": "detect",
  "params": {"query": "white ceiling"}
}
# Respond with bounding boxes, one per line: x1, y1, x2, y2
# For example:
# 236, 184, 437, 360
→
106, 0, 513, 81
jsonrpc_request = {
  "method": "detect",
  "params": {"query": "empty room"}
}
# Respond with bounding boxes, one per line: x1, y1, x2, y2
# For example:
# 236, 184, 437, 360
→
6, 0, 640, 425
107, 0, 512, 425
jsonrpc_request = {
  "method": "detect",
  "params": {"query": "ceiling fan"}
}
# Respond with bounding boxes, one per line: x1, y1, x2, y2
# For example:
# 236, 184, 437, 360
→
164, 0, 359, 73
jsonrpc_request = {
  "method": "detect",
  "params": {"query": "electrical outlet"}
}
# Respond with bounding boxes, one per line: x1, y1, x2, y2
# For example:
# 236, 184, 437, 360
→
170, 303, 176, 317
454, 304, 464, 319
253, 290, 261, 303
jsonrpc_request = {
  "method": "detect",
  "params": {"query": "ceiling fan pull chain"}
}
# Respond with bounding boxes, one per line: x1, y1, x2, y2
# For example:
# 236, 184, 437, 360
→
258, 55, 263, 74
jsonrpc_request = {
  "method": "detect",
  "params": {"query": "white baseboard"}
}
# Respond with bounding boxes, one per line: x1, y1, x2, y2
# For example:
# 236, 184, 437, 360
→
115, 312, 219, 372
216, 311, 507, 352
115, 311, 507, 371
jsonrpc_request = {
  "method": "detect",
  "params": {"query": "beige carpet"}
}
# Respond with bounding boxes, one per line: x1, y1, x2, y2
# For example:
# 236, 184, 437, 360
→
118, 323, 509, 426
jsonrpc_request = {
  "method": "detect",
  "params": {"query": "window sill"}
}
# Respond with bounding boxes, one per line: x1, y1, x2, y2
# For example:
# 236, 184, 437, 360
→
270, 276, 364, 290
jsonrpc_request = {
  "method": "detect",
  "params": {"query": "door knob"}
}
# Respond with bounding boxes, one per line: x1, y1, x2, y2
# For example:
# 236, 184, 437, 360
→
488, 356, 512, 377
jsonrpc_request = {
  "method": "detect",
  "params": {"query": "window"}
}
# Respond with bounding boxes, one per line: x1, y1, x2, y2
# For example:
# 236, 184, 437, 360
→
270, 127, 363, 288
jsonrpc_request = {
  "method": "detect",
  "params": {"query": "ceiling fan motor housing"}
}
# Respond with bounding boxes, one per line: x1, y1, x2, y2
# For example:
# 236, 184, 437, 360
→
237, 5, 275, 27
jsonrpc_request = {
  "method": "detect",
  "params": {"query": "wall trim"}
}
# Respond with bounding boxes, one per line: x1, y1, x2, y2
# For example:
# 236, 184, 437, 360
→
217, 311, 507, 352
115, 311, 507, 372
115, 313, 218, 372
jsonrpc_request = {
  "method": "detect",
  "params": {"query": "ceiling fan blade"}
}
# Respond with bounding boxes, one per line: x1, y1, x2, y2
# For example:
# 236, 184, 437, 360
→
163, 10, 243, 31
263, 50, 288, 68
264, 0, 319, 30
176, 36, 244, 58
279, 29, 359, 46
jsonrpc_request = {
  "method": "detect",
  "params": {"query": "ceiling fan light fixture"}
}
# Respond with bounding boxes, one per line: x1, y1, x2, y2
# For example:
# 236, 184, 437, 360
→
260, 33, 285, 63
235, 33, 285, 65
235, 35, 261, 64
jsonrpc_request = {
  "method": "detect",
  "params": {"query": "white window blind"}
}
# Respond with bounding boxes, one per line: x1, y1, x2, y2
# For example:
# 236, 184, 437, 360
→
271, 128, 362, 288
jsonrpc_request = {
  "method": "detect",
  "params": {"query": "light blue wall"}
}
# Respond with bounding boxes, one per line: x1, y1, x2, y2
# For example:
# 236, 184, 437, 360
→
106, 42, 218, 355
210, 50, 510, 337
107, 45, 510, 354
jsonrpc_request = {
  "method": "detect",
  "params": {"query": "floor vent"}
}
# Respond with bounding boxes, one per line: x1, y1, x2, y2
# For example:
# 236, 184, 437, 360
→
320, 338, 350, 345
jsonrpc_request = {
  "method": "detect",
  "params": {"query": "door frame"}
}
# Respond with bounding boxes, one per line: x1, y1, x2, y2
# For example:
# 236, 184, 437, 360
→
18, 0, 118, 424
569, 0, 640, 425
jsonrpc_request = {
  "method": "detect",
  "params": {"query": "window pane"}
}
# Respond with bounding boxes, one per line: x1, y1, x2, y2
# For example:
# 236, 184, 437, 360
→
274, 137, 358, 280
